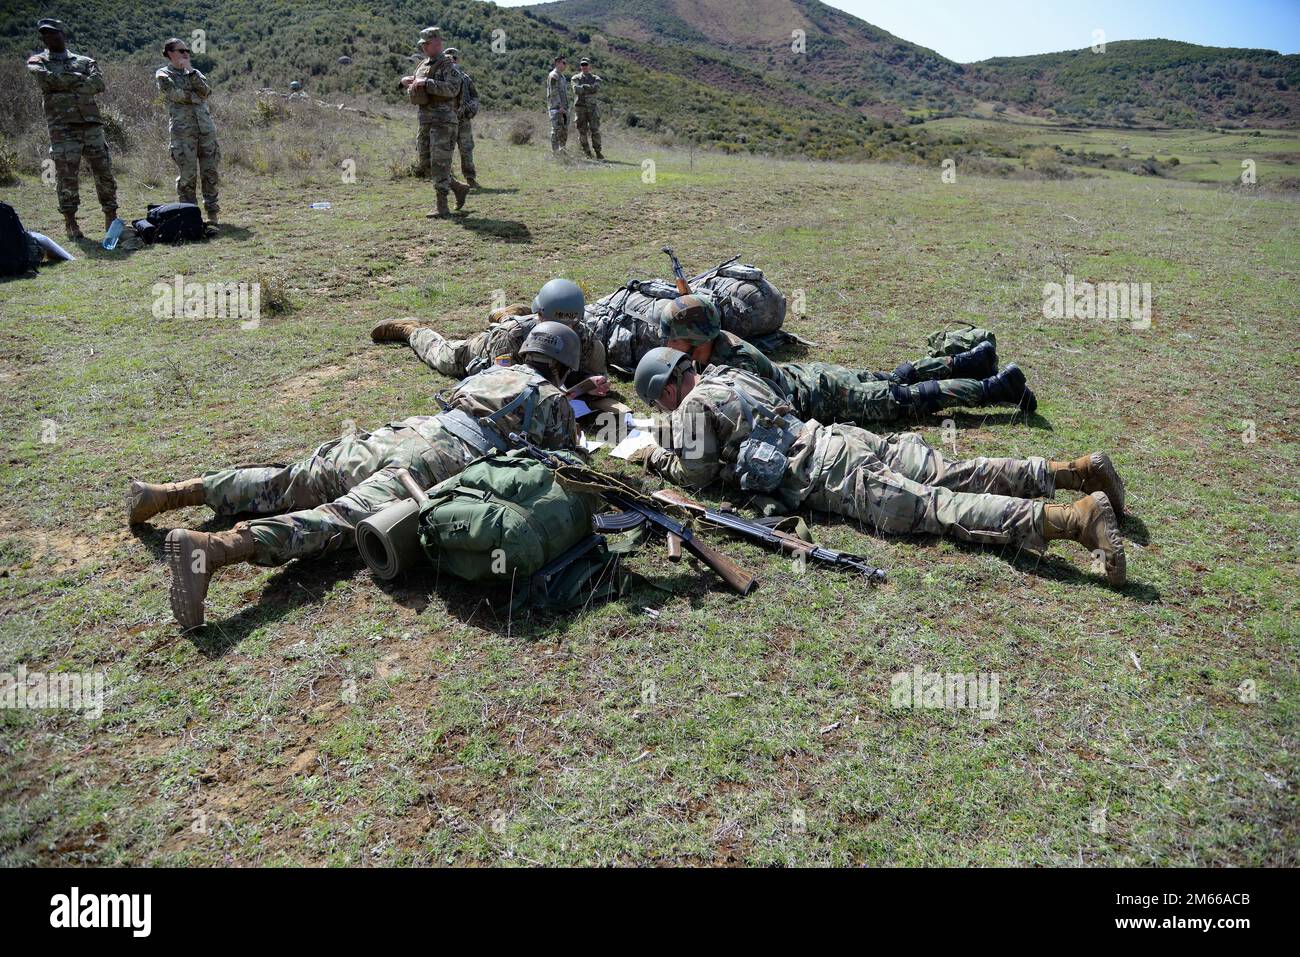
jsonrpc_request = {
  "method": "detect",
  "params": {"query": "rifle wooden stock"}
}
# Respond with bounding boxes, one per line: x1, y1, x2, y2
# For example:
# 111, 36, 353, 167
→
682, 533, 757, 595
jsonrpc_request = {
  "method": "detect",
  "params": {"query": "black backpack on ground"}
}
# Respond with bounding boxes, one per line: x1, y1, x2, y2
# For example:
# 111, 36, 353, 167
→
0, 202, 40, 277
132, 203, 206, 244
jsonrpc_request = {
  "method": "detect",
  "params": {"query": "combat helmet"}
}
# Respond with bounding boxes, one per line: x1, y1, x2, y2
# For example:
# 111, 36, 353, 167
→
635, 347, 691, 404
659, 293, 721, 344
521, 321, 581, 372
532, 278, 585, 325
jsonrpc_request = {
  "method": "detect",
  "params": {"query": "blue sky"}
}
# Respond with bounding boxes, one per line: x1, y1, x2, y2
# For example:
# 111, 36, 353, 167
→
506, 0, 1300, 62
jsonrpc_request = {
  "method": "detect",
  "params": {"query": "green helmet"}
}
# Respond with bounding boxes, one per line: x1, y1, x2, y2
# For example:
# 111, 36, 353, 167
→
289, 81, 302, 91
659, 293, 721, 344
521, 321, 581, 372
635, 347, 690, 404
532, 278, 585, 325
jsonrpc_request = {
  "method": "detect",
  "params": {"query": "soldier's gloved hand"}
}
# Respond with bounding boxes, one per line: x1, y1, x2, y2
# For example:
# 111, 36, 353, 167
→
625, 446, 654, 468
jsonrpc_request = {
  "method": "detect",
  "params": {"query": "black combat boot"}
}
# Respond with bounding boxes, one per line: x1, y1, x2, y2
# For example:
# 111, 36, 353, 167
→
980, 364, 1037, 413
949, 340, 998, 379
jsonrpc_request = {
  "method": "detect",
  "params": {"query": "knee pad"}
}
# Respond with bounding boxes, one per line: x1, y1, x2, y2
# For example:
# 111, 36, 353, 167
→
891, 361, 916, 384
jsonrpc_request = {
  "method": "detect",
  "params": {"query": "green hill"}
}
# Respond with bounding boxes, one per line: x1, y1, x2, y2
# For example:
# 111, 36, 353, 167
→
530, 0, 1300, 128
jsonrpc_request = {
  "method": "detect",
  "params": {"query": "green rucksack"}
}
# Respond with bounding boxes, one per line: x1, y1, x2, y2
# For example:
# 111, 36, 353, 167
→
417, 451, 632, 610
926, 323, 996, 358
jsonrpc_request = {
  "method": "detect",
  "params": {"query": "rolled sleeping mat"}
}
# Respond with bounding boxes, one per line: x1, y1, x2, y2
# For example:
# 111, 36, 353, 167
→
356, 498, 423, 580
358, 468, 431, 579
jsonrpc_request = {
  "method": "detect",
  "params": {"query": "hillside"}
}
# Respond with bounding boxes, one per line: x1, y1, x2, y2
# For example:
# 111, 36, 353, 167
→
0, 0, 884, 158
530, 0, 1300, 128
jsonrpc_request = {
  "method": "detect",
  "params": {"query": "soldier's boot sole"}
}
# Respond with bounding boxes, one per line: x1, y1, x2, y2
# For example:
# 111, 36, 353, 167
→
450, 181, 470, 210
370, 318, 427, 343
127, 478, 205, 524
1044, 492, 1126, 588
165, 526, 255, 630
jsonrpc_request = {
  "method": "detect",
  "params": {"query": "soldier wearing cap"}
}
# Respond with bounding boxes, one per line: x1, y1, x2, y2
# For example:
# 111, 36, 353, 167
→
546, 55, 570, 154
26, 18, 119, 239
444, 47, 480, 189
156, 37, 220, 225
571, 57, 603, 160
399, 26, 470, 217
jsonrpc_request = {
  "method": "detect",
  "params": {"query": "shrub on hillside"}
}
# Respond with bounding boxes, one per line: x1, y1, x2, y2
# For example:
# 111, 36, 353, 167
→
508, 117, 534, 145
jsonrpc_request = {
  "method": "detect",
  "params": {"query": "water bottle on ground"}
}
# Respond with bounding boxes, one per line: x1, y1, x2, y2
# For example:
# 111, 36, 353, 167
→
102, 218, 123, 250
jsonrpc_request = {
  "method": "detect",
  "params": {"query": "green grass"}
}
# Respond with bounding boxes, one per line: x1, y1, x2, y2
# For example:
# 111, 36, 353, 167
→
0, 105, 1296, 866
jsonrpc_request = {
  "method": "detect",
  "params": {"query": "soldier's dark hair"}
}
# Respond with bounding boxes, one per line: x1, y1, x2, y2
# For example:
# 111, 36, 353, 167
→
163, 38, 190, 54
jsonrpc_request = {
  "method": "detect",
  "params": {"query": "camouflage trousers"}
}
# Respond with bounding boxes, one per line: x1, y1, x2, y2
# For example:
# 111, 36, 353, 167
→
456, 115, 476, 179
549, 109, 568, 153
781, 362, 986, 426
796, 424, 1052, 551
408, 326, 515, 378
48, 123, 117, 216
575, 105, 600, 155
417, 113, 458, 192
200, 417, 474, 565
170, 129, 220, 213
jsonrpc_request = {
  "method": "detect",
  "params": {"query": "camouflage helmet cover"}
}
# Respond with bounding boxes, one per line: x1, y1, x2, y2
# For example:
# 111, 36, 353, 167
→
659, 293, 721, 344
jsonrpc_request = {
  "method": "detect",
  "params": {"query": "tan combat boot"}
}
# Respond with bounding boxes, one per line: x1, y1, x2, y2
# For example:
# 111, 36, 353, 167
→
1042, 492, 1126, 587
449, 179, 470, 210
127, 478, 206, 524
465, 176, 481, 189
63, 213, 83, 239
1050, 452, 1126, 515
370, 318, 427, 343
165, 525, 257, 629
488, 304, 532, 324
427, 190, 452, 218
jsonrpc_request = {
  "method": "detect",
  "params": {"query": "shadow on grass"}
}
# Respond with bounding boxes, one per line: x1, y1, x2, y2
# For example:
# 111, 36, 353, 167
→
806, 511, 1161, 603
131, 519, 695, 652
455, 215, 532, 243
468, 187, 519, 195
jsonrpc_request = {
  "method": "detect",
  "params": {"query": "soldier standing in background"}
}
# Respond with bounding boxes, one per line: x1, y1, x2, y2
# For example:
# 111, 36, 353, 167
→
445, 48, 480, 189
400, 26, 469, 218
571, 57, 603, 160
546, 55, 569, 155
25, 19, 118, 239
156, 38, 220, 226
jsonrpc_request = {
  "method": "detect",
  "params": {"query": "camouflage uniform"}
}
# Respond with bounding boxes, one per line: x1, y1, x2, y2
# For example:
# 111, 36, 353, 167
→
408, 52, 461, 190
26, 47, 118, 218
704, 330, 987, 426
571, 69, 601, 156
409, 312, 608, 382
199, 364, 577, 565
155, 64, 219, 216
642, 365, 1052, 551
546, 68, 569, 153
454, 66, 478, 181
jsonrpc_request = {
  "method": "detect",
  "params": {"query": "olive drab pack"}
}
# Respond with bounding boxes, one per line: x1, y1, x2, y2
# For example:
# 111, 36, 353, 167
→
417, 451, 599, 586
581, 263, 787, 372
926, 324, 996, 358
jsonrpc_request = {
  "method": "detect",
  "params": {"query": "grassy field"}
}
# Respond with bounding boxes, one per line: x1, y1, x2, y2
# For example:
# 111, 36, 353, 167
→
924, 114, 1300, 184
0, 103, 1296, 866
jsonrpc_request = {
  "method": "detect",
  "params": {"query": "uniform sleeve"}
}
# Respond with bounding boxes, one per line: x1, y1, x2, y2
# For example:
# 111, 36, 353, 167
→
27, 57, 76, 92
156, 70, 190, 104
578, 336, 608, 378
79, 58, 106, 96
644, 399, 724, 488
536, 391, 579, 450
420, 65, 461, 101
189, 70, 211, 100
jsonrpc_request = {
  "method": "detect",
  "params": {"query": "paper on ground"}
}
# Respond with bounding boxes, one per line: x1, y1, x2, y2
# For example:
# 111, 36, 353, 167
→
610, 430, 658, 460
